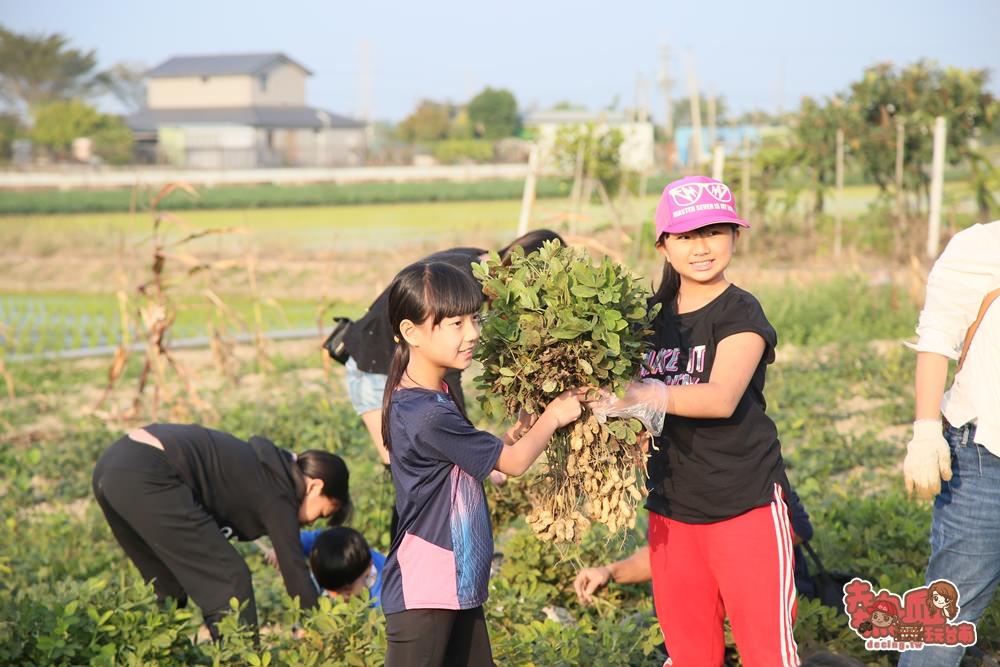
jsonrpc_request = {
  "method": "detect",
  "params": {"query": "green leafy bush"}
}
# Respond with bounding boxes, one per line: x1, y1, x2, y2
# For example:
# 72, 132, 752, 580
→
432, 139, 495, 164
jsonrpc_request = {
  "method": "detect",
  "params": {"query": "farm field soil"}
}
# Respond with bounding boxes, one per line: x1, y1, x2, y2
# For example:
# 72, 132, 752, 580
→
4, 273, 1000, 663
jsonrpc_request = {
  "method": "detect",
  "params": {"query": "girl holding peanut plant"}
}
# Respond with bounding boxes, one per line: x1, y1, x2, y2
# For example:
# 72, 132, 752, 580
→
593, 176, 799, 666
378, 260, 583, 667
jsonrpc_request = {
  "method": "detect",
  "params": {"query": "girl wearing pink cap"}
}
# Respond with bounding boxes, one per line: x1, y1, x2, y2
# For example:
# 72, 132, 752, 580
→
593, 176, 799, 666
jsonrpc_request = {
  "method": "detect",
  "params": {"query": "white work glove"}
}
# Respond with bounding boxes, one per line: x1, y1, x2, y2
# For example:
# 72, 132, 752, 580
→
903, 420, 952, 500
588, 379, 670, 436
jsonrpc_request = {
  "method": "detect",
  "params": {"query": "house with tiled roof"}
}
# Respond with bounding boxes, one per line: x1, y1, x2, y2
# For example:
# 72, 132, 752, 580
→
128, 52, 366, 168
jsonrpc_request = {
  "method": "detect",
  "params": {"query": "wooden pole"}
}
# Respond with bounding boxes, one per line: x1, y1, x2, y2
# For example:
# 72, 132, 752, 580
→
741, 133, 751, 252
926, 116, 947, 260
894, 120, 905, 262
711, 144, 725, 181
517, 144, 540, 237
596, 179, 625, 235
569, 143, 584, 213
834, 128, 844, 258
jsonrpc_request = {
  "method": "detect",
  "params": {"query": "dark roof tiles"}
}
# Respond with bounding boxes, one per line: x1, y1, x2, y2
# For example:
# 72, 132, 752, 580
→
147, 52, 312, 78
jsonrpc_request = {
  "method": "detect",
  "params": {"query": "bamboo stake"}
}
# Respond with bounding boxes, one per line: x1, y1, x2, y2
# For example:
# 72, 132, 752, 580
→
711, 144, 725, 181
741, 133, 751, 252
894, 120, 905, 263
927, 116, 947, 259
834, 128, 844, 258
517, 144, 540, 237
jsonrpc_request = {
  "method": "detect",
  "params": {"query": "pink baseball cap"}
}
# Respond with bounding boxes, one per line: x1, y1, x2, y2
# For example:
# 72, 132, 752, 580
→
654, 175, 749, 237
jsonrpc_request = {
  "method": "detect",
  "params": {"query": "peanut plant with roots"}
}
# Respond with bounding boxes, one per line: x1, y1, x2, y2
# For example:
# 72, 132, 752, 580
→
474, 241, 656, 543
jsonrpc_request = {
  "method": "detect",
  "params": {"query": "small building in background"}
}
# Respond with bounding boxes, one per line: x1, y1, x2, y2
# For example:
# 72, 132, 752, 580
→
128, 52, 366, 168
523, 109, 655, 173
672, 124, 791, 166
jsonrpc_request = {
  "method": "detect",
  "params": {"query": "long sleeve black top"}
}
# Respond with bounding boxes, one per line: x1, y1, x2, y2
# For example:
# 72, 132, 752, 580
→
145, 423, 319, 609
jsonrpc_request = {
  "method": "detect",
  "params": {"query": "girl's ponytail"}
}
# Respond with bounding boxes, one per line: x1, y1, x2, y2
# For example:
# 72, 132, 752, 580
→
380, 342, 409, 452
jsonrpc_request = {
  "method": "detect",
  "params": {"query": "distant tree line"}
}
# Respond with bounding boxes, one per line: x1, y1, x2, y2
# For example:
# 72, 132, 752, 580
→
0, 24, 144, 164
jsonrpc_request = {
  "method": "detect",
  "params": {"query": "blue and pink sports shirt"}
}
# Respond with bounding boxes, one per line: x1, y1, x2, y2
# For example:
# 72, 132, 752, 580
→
380, 387, 503, 615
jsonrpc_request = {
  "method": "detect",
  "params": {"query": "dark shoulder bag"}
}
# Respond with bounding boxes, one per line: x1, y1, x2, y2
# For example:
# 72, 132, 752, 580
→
802, 541, 866, 608
321, 317, 353, 365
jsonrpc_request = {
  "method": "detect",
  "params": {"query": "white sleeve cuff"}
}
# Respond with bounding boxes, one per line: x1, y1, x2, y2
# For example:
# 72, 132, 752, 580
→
912, 330, 961, 360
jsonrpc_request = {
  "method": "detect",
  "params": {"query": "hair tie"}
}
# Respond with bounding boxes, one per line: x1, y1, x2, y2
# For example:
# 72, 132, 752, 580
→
393, 335, 400, 344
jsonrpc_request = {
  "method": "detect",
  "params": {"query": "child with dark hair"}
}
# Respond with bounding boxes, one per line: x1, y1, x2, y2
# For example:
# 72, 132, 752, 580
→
591, 176, 799, 665
307, 527, 385, 605
341, 230, 565, 468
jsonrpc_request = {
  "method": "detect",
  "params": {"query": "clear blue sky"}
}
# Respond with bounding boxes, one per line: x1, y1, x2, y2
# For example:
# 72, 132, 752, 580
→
2, 0, 998, 122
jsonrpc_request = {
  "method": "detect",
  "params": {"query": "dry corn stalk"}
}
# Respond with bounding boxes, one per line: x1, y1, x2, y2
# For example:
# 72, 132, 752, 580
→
97, 181, 248, 421
0, 322, 14, 400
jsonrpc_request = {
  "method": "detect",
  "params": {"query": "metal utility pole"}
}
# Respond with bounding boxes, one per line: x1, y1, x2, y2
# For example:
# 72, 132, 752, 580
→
657, 45, 674, 141
359, 41, 374, 157
927, 116, 947, 260
707, 89, 717, 150
635, 72, 649, 123
776, 61, 785, 118
685, 52, 703, 169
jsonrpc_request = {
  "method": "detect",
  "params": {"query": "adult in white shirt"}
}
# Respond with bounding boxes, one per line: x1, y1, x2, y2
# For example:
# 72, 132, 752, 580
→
900, 221, 1000, 667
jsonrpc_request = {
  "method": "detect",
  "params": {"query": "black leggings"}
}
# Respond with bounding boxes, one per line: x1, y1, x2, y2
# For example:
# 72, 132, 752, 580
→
92, 436, 256, 638
385, 607, 493, 667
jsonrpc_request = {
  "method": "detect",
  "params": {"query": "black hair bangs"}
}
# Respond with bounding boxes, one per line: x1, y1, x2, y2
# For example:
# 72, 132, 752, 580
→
422, 262, 484, 326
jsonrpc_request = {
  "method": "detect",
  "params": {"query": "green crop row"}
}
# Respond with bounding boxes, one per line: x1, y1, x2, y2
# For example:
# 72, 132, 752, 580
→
0, 178, 572, 216
0, 293, 330, 357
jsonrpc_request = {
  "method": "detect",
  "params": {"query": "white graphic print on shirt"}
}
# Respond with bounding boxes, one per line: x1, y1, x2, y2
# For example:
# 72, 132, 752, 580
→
641, 345, 707, 384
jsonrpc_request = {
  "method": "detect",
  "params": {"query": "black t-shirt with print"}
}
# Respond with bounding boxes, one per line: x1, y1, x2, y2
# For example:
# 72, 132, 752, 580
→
642, 284, 789, 524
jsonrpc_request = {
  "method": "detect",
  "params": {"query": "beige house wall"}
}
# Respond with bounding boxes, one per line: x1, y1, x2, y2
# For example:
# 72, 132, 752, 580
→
148, 75, 255, 109
250, 64, 307, 106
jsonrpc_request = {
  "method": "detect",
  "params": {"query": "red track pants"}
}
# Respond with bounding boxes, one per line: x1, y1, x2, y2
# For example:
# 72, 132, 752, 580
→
649, 483, 800, 667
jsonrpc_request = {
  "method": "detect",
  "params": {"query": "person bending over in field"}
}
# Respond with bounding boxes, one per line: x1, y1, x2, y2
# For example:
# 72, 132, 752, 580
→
92, 423, 351, 640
